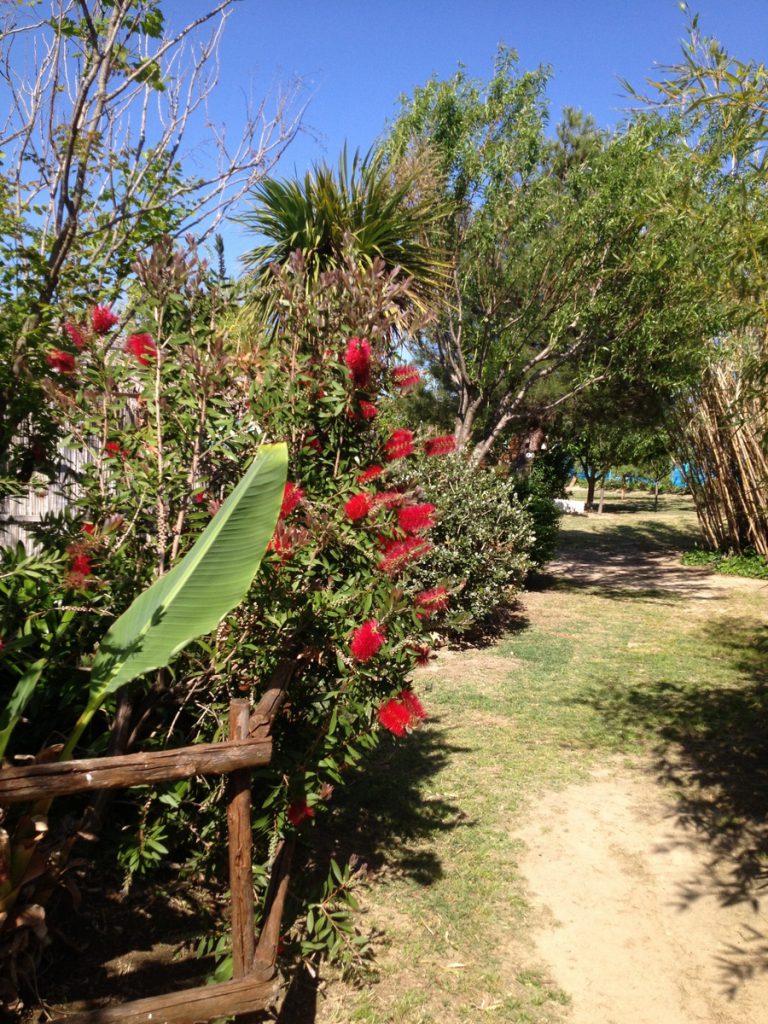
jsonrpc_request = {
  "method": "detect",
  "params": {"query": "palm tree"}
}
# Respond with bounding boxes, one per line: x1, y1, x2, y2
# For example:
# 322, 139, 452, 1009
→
239, 147, 448, 325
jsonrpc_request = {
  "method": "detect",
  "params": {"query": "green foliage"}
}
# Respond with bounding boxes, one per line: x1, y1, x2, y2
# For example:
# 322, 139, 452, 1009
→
513, 447, 572, 567
681, 548, 768, 580
240, 147, 448, 325
393, 453, 535, 628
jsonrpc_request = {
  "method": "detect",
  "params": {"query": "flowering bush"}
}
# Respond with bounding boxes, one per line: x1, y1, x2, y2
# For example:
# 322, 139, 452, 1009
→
392, 452, 536, 629
1, 241, 457, 984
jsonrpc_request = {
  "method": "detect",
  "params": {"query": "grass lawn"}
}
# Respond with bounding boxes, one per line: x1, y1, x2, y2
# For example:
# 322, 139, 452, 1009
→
283, 492, 767, 1024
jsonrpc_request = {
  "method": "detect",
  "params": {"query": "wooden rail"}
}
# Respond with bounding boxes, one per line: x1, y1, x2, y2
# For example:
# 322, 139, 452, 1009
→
2, 662, 299, 1024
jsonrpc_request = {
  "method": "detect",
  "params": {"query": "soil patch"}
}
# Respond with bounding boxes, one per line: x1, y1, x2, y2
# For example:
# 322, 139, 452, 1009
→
517, 763, 768, 1024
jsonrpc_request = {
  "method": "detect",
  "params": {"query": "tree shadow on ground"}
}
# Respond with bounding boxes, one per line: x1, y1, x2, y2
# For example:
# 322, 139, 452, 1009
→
578, 616, 768, 997
275, 719, 473, 1022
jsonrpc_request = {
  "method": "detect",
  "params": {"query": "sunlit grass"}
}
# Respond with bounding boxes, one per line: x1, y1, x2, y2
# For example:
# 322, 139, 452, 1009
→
296, 493, 767, 1024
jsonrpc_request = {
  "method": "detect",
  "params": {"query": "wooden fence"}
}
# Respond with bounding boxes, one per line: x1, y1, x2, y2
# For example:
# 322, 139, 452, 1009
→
1, 671, 296, 1024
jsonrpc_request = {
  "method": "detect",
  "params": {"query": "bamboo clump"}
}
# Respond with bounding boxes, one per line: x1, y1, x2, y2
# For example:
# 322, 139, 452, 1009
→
674, 332, 768, 557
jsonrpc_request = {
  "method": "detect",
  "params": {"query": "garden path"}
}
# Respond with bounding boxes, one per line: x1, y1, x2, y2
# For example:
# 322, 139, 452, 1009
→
517, 518, 768, 1024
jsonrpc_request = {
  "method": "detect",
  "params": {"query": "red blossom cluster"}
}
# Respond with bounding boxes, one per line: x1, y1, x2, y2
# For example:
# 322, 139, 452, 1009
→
65, 542, 94, 590
424, 434, 457, 457
384, 428, 415, 460
377, 689, 428, 736
357, 464, 383, 484
46, 349, 76, 374
350, 619, 386, 662
397, 503, 436, 534
125, 333, 158, 366
287, 800, 315, 827
391, 365, 420, 391
91, 304, 119, 334
104, 440, 127, 459
358, 399, 378, 420
415, 585, 450, 617
344, 493, 372, 522
377, 536, 432, 576
344, 336, 372, 388
64, 323, 86, 350
280, 482, 304, 518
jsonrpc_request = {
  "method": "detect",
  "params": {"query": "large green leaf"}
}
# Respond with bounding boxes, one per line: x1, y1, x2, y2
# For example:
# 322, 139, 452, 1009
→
88, 443, 288, 702
0, 659, 46, 760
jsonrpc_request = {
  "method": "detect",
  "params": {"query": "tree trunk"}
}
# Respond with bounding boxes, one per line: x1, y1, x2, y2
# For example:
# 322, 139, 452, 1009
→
584, 472, 597, 511
653, 479, 659, 511
597, 476, 606, 514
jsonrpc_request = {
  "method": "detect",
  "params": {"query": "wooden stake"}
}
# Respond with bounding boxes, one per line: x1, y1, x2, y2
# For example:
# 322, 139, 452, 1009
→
227, 699, 255, 979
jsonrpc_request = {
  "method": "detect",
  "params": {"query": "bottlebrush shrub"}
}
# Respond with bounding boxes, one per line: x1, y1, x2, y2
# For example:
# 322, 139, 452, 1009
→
392, 453, 536, 629
2, 240, 445, 980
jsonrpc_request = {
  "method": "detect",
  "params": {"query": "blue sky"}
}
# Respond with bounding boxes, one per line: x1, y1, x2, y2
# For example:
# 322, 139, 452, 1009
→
171, 0, 768, 262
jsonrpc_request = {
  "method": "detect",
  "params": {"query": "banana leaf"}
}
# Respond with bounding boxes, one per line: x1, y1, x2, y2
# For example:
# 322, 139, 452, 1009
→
62, 443, 288, 758
0, 659, 46, 761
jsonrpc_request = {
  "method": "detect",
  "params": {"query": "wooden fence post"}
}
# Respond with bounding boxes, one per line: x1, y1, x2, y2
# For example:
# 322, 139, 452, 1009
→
227, 698, 255, 979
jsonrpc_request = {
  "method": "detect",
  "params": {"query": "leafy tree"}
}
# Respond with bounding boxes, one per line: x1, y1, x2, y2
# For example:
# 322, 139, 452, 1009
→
387, 48, 724, 462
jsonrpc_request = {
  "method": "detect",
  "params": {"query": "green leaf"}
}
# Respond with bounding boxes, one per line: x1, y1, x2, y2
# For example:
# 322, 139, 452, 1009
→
87, 444, 287, 704
0, 659, 46, 760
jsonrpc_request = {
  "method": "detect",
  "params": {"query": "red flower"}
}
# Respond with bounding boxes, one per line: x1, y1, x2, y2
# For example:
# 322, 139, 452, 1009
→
384, 428, 415, 461
344, 493, 372, 522
357, 464, 383, 484
46, 349, 76, 374
287, 800, 315, 827
377, 536, 431, 576
64, 322, 86, 350
344, 336, 372, 388
358, 400, 378, 420
194, 491, 206, 505
372, 490, 405, 509
397, 503, 436, 534
70, 553, 92, 576
350, 619, 386, 662
424, 434, 457, 457
399, 688, 428, 718
392, 365, 420, 391
81, 522, 96, 536
306, 436, 322, 452
268, 529, 293, 563
415, 585, 449, 617
377, 699, 413, 737
91, 304, 119, 334
104, 440, 127, 458
125, 333, 157, 366
280, 482, 303, 518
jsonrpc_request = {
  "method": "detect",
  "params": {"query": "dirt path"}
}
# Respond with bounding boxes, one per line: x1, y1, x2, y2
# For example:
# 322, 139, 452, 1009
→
517, 535, 768, 1024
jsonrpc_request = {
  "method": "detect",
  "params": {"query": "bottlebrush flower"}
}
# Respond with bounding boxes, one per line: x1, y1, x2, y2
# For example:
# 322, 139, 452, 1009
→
415, 585, 449, 617
344, 493, 372, 522
46, 349, 75, 374
91, 304, 119, 334
125, 333, 157, 366
399, 688, 428, 718
397, 503, 436, 534
344, 336, 372, 388
64, 322, 86, 350
70, 553, 92, 576
305, 436, 322, 452
287, 800, 315, 827
377, 698, 412, 737
358, 399, 378, 420
357, 464, 383, 484
409, 643, 434, 668
81, 522, 96, 536
377, 536, 431, 576
372, 490, 406, 509
384, 428, 415, 460
392, 365, 420, 391
280, 482, 303, 518
350, 619, 386, 662
267, 531, 293, 563
104, 440, 127, 458
424, 434, 457, 457
194, 491, 206, 505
